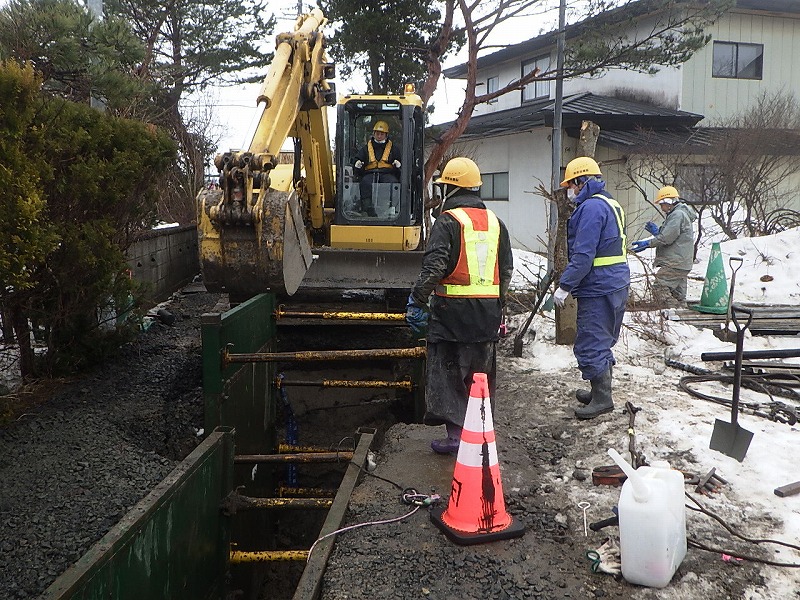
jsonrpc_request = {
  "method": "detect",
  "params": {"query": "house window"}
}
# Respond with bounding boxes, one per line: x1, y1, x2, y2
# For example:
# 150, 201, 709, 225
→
522, 55, 550, 102
480, 172, 509, 201
712, 41, 763, 80
487, 76, 499, 104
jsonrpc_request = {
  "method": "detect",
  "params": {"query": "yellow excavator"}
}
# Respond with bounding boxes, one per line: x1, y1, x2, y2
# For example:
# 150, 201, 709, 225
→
197, 9, 426, 300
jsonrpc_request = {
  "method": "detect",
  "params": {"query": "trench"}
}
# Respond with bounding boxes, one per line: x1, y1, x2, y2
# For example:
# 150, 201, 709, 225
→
227, 291, 423, 600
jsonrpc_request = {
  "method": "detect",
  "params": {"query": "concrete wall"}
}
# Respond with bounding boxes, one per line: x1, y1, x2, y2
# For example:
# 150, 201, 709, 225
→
126, 225, 199, 305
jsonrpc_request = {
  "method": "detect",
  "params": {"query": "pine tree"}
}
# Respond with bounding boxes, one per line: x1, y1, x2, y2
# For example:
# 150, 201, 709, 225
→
321, 0, 453, 94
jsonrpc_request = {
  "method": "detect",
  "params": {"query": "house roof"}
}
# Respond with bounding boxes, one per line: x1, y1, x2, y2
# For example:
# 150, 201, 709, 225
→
599, 127, 800, 155
443, 0, 800, 79
735, 0, 800, 15
430, 93, 704, 141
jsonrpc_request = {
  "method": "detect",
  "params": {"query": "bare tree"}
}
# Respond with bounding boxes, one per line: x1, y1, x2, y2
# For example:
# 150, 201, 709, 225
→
624, 91, 800, 243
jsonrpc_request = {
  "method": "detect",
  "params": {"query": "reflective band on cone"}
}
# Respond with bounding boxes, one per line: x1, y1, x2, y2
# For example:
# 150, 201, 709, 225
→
430, 372, 525, 545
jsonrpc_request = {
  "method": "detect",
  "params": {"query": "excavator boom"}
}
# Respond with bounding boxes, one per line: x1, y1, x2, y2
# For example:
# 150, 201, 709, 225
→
197, 10, 425, 300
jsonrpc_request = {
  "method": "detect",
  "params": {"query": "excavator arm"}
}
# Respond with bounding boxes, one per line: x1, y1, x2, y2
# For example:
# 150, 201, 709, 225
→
197, 9, 336, 298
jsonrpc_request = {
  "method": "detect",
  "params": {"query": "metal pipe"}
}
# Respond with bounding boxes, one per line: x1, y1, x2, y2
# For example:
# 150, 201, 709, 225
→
230, 496, 333, 510
275, 306, 405, 321
277, 485, 336, 498
223, 345, 426, 367
278, 443, 353, 454
701, 348, 800, 362
230, 550, 309, 563
278, 378, 414, 390
234, 452, 354, 464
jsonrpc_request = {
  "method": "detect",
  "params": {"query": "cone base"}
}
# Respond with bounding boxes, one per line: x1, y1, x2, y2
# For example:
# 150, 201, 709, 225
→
689, 304, 728, 315
430, 506, 525, 546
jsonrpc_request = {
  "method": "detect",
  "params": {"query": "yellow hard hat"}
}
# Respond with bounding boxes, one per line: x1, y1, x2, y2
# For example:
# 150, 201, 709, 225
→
656, 185, 680, 203
373, 120, 389, 133
434, 157, 482, 188
560, 156, 602, 187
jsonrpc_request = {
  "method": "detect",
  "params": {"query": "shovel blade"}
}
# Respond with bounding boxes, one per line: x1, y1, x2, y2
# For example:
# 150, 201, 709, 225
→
710, 418, 754, 462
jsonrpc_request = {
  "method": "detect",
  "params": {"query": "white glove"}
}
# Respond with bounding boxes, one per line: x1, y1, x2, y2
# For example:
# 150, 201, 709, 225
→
593, 536, 621, 575
393, 160, 401, 168
354, 160, 364, 169
554, 287, 569, 308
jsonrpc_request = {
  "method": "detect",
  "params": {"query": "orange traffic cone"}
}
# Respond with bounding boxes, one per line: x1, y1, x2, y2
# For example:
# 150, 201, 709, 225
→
430, 372, 525, 545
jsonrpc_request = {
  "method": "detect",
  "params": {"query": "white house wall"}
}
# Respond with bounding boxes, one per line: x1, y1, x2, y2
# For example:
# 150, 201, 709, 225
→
449, 130, 553, 253
680, 10, 800, 122
445, 131, 643, 255
562, 11, 684, 108
470, 58, 543, 115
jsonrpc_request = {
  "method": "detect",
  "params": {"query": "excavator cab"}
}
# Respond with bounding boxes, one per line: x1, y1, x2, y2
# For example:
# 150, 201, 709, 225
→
330, 96, 425, 251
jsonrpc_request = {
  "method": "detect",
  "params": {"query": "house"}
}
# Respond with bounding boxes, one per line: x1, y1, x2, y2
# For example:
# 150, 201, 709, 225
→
436, 0, 800, 253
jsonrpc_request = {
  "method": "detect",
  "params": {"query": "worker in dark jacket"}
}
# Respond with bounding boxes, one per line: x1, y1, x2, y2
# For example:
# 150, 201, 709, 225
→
405, 157, 514, 454
631, 185, 697, 307
554, 157, 630, 420
353, 120, 402, 217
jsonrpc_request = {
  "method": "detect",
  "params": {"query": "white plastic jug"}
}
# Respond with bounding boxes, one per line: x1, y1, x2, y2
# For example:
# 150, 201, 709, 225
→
607, 448, 687, 588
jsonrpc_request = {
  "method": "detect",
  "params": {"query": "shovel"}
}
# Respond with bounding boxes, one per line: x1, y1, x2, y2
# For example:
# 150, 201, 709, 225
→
709, 304, 754, 462
512, 270, 554, 357
714, 257, 744, 342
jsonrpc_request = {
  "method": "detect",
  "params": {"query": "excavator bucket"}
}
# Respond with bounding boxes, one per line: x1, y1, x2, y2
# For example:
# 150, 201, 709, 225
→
197, 187, 313, 300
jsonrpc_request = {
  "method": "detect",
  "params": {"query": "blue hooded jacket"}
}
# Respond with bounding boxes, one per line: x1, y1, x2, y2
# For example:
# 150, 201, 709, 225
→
560, 178, 630, 297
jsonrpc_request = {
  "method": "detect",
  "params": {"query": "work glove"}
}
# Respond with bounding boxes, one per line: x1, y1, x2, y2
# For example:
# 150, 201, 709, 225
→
405, 294, 429, 337
630, 239, 650, 253
554, 287, 569, 308
645, 221, 660, 236
587, 536, 621, 575
354, 160, 364, 169
392, 160, 401, 169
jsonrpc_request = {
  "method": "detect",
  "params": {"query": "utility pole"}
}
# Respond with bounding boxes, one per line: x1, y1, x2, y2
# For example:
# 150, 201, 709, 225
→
548, 0, 566, 273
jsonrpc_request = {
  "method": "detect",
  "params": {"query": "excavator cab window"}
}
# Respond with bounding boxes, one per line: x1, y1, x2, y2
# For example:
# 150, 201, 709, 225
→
335, 99, 422, 228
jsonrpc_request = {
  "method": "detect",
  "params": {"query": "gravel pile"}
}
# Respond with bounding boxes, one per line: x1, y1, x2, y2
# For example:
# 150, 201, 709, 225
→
0, 288, 223, 598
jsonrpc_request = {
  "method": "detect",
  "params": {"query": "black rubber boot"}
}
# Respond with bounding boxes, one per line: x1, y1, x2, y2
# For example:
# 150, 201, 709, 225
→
575, 368, 614, 419
575, 388, 592, 405
575, 366, 612, 405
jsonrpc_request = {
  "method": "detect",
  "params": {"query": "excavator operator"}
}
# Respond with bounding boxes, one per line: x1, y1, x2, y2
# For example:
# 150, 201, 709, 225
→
353, 120, 402, 217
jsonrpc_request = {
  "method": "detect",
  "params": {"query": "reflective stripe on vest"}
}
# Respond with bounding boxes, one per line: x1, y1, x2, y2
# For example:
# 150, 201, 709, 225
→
435, 207, 501, 298
366, 140, 393, 170
591, 194, 627, 267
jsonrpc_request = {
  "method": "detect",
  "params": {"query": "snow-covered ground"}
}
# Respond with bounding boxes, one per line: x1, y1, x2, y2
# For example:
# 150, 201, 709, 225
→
509, 227, 800, 597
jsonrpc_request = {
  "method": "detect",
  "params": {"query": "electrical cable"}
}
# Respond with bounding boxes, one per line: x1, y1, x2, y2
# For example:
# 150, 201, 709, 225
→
678, 374, 798, 424
306, 460, 440, 561
685, 492, 800, 567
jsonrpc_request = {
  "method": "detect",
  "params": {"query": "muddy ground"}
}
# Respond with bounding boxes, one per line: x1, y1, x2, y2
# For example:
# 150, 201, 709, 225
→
320, 335, 785, 600
0, 287, 792, 599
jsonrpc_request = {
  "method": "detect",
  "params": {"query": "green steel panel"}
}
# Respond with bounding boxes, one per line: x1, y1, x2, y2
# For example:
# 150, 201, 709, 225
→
41, 428, 234, 600
202, 294, 277, 455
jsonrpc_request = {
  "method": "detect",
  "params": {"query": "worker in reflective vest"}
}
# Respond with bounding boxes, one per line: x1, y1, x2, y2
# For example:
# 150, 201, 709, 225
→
353, 120, 402, 217
406, 157, 514, 454
554, 157, 630, 420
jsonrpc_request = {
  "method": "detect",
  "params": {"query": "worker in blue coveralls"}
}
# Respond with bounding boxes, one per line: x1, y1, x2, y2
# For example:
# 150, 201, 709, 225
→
405, 157, 514, 453
553, 157, 630, 420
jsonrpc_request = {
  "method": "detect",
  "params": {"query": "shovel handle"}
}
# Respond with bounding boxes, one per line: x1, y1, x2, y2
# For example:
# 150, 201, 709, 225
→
729, 305, 754, 425
724, 257, 744, 329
